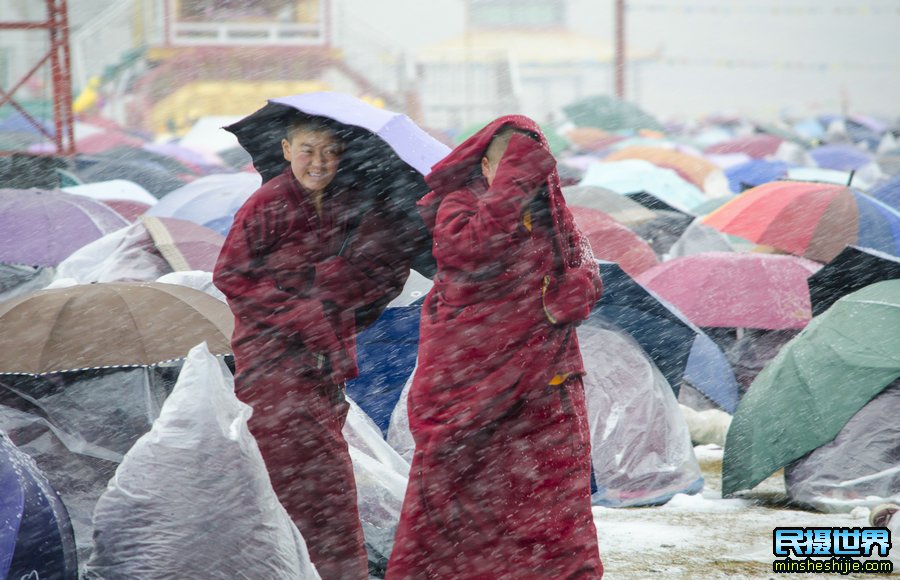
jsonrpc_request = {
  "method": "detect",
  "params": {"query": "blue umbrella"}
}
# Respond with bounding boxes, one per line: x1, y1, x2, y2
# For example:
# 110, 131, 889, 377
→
725, 159, 791, 193
810, 144, 873, 171
0, 434, 78, 579
593, 261, 738, 412
346, 304, 421, 435
225, 91, 451, 276
871, 174, 900, 211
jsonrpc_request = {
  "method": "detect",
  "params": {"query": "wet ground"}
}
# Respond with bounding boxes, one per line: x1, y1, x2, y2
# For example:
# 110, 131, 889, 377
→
594, 446, 896, 579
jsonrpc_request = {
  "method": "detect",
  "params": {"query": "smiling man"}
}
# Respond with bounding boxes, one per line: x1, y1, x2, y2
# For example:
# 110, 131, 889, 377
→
214, 113, 411, 579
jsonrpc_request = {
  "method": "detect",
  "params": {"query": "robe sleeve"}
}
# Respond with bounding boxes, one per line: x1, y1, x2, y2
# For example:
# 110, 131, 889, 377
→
313, 210, 413, 329
213, 195, 342, 354
431, 134, 557, 272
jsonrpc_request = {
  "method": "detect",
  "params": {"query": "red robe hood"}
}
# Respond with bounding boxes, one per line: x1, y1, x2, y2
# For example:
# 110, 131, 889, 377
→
419, 115, 592, 273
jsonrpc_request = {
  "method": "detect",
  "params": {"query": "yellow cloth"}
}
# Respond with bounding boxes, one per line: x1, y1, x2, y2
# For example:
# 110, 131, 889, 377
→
549, 373, 571, 385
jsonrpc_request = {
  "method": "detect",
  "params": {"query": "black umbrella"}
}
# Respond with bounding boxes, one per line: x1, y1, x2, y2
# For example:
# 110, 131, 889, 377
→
627, 210, 694, 256
808, 245, 900, 316
224, 92, 451, 277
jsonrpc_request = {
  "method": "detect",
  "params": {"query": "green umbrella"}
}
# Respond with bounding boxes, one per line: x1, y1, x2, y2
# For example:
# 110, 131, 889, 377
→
563, 95, 662, 132
722, 280, 900, 497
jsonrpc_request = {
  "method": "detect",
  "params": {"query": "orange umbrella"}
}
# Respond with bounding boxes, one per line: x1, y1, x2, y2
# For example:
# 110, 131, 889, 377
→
570, 206, 659, 276
605, 146, 721, 192
564, 127, 624, 151
702, 181, 900, 263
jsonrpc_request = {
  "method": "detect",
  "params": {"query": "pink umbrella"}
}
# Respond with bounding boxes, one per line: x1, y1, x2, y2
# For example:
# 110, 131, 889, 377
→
704, 134, 783, 159
102, 199, 153, 222
570, 206, 660, 276
635, 252, 821, 329
141, 216, 225, 272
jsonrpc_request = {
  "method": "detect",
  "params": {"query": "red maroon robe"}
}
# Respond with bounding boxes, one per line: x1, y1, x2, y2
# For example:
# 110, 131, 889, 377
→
214, 166, 410, 579
387, 117, 604, 578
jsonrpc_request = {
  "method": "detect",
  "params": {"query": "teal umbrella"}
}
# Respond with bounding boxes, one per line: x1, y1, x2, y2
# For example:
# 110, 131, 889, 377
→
722, 280, 900, 497
563, 95, 662, 132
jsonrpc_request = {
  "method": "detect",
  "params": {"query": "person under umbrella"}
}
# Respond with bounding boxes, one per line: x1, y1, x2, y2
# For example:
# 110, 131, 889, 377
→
386, 116, 604, 578
213, 112, 418, 579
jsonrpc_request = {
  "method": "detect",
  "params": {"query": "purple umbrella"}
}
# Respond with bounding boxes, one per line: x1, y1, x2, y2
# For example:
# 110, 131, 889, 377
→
0, 188, 129, 267
810, 144, 873, 171
226, 91, 449, 181
225, 91, 451, 275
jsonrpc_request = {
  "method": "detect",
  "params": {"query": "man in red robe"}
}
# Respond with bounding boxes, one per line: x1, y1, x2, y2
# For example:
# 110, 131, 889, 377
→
214, 114, 412, 579
387, 116, 604, 578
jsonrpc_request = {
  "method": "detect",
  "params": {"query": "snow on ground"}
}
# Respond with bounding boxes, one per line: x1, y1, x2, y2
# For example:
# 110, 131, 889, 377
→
593, 445, 895, 578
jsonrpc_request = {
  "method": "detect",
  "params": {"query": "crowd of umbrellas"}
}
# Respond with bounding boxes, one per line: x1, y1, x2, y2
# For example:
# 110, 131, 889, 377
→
0, 93, 898, 577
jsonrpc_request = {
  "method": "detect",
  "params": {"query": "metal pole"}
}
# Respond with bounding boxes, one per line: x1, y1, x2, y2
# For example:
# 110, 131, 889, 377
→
614, 0, 625, 99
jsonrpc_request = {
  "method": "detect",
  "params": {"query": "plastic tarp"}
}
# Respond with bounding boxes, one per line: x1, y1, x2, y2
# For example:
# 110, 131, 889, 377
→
0, 263, 54, 303
387, 318, 704, 508
342, 397, 409, 567
579, 317, 704, 506
784, 379, 900, 513
83, 343, 319, 578
0, 362, 187, 557
54, 222, 170, 283
156, 270, 227, 302
0, 432, 78, 579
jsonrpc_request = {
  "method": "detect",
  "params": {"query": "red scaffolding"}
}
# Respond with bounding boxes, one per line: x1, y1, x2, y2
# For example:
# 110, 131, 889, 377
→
0, 0, 75, 155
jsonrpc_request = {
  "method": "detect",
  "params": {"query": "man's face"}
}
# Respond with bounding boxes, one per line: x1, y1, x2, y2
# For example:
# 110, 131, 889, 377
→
480, 135, 512, 187
281, 129, 342, 194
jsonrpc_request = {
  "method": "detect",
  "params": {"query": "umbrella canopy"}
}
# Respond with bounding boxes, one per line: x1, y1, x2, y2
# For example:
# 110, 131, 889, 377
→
77, 159, 187, 199
563, 127, 625, 152
636, 252, 821, 329
665, 217, 744, 258
0, 282, 233, 374
141, 216, 226, 272
807, 245, 900, 316
0, 188, 129, 267
102, 199, 153, 222
62, 179, 157, 206
562, 185, 657, 225
628, 210, 695, 257
562, 95, 662, 132
228, 91, 449, 182
703, 181, 900, 263
146, 172, 261, 236
570, 206, 659, 276
871, 174, 900, 210
56, 217, 225, 283
724, 159, 791, 193
594, 261, 738, 412
722, 280, 900, 496
810, 144, 874, 171
579, 159, 708, 213
604, 146, 725, 194
225, 91, 450, 276
704, 134, 784, 159
0, 434, 78, 580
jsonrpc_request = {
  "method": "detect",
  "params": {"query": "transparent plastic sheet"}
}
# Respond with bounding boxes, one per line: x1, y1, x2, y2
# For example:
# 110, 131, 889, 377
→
84, 343, 319, 579
387, 321, 704, 509
54, 222, 170, 283
386, 366, 416, 464
0, 264, 55, 303
725, 329, 800, 398
343, 397, 410, 566
156, 270, 227, 302
665, 217, 736, 259
0, 363, 183, 560
578, 317, 704, 507
785, 379, 900, 513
